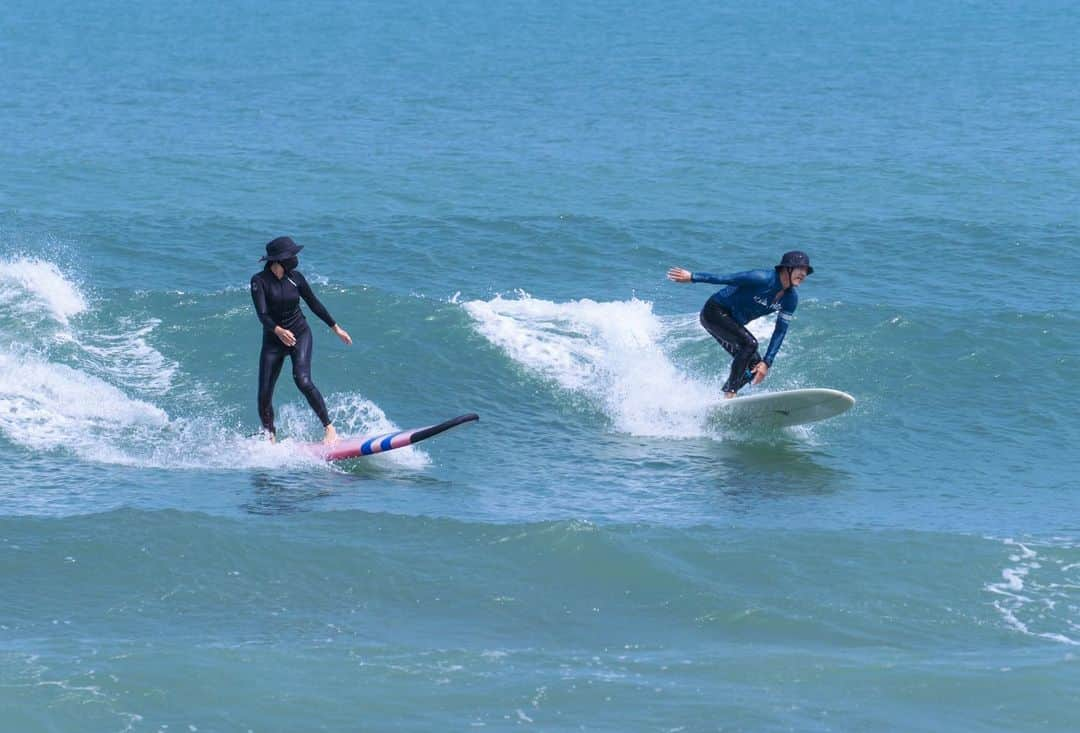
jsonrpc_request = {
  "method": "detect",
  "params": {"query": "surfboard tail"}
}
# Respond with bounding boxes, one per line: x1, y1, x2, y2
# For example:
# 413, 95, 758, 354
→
310, 413, 479, 462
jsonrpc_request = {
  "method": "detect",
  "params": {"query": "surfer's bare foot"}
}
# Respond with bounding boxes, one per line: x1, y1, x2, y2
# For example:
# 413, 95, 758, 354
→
323, 424, 338, 444
268, 432, 276, 444
723, 391, 738, 399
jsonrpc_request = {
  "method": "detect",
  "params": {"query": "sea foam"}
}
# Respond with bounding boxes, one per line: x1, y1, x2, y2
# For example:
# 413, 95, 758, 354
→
463, 292, 777, 438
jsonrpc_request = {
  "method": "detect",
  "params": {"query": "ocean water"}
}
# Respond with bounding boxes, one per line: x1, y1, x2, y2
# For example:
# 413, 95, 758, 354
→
2, 0, 1079, 730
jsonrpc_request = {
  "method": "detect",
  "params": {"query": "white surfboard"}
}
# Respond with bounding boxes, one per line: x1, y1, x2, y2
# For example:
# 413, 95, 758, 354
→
709, 388, 855, 428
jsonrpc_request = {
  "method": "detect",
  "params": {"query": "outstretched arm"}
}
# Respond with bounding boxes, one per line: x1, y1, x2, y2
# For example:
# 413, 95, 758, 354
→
294, 273, 337, 328
667, 268, 769, 286
294, 273, 352, 345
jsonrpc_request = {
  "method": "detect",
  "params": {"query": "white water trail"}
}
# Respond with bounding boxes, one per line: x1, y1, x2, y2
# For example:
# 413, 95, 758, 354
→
0, 256, 424, 471
463, 292, 778, 437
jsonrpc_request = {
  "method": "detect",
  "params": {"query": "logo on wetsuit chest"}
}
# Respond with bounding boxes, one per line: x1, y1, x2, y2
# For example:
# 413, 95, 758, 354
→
752, 295, 783, 311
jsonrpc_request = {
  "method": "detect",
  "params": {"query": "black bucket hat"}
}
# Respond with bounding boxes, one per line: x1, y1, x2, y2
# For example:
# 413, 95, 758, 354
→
260, 236, 304, 261
775, 250, 813, 275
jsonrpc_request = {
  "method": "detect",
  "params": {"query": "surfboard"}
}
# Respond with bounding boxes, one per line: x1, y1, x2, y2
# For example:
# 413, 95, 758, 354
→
709, 388, 854, 428
300, 413, 479, 462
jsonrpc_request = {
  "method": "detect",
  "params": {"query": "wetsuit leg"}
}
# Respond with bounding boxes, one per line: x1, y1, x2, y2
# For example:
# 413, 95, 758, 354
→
257, 334, 289, 434
289, 327, 332, 427
699, 300, 762, 394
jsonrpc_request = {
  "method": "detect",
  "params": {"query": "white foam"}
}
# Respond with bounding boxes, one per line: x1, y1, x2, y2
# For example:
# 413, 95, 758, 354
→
0, 355, 427, 471
0, 350, 169, 454
0, 256, 178, 395
463, 292, 778, 437
998, 567, 1030, 595
986, 539, 1079, 646
71, 317, 178, 395
324, 393, 431, 470
2, 256, 88, 327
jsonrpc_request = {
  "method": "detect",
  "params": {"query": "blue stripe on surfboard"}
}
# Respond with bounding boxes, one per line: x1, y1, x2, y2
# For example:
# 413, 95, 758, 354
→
360, 434, 386, 455
358, 431, 404, 455
380, 432, 404, 452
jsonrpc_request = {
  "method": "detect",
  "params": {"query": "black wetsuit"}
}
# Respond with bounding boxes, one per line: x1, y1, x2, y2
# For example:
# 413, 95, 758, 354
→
250, 268, 336, 435
699, 299, 763, 394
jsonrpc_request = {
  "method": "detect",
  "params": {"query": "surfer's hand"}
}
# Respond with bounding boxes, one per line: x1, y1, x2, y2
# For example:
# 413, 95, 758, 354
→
333, 324, 352, 346
275, 326, 296, 347
751, 362, 768, 385
667, 267, 692, 283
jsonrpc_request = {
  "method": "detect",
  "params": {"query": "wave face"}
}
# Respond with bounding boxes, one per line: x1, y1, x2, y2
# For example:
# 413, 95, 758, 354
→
1, 249, 1076, 731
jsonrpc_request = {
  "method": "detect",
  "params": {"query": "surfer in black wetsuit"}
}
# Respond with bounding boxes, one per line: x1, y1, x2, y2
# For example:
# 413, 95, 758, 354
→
250, 236, 352, 443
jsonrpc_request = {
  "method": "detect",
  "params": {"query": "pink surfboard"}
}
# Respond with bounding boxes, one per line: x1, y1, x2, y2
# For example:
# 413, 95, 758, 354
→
300, 413, 479, 462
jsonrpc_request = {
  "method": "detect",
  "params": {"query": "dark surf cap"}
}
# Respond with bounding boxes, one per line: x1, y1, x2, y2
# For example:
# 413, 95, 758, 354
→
260, 236, 304, 262
776, 250, 813, 275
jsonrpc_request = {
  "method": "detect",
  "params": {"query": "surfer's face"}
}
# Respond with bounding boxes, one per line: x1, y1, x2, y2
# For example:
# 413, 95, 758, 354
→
270, 262, 286, 279
788, 267, 808, 287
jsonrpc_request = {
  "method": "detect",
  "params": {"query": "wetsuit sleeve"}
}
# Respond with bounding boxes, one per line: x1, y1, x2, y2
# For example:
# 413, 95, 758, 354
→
763, 291, 798, 366
294, 272, 337, 328
690, 270, 770, 287
250, 276, 278, 332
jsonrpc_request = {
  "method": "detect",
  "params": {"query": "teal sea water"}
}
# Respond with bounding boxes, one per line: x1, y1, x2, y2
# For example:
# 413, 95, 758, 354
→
3, 1, 1079, 730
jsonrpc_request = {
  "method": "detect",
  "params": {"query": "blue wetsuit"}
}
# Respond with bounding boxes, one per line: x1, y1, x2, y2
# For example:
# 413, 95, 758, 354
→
250, 268, 337, 435
691, 269, 798, 393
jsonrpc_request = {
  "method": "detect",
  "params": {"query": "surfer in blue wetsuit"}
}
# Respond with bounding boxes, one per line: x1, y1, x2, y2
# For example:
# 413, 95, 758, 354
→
667, 251, 813, 398
250, 236, 352, 443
